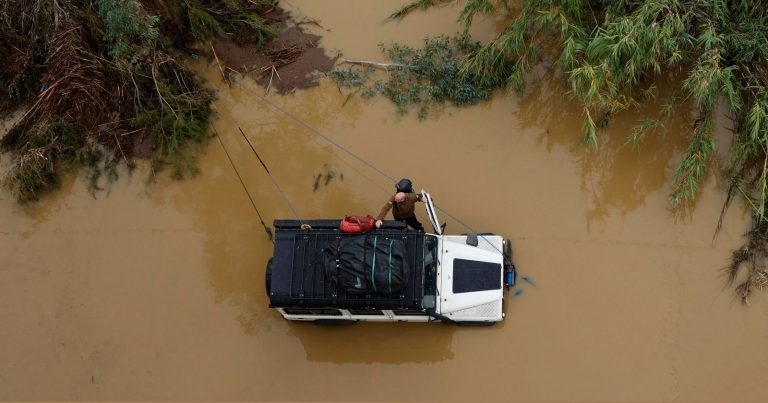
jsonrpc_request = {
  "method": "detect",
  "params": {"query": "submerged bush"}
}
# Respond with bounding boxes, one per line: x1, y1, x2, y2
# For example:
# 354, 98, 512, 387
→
331, 34, 512, 119
0, 0, 278, 201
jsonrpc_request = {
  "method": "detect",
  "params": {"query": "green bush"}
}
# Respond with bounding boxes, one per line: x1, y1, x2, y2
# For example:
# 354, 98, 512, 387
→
98, 0, 159, 63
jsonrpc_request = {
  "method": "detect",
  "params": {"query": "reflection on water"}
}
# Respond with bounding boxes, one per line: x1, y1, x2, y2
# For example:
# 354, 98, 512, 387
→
516, 62, 718, 230
290, 322, 455, 364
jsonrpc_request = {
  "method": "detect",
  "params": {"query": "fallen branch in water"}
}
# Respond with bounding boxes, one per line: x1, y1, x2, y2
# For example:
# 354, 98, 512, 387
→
151, 64, 178, 119
341, 59, 410, 70
255, 44, 305, 79
296, 17, 324, 30
267, 44, 304, 67
210, 41, 231, 86
266, 64, 280, 93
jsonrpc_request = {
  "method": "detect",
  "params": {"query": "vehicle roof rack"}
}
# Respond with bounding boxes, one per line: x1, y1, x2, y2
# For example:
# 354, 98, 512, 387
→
269, 221, 425, 310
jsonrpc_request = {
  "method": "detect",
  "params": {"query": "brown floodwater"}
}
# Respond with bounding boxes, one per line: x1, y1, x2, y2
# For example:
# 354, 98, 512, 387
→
2, 1, 767, 401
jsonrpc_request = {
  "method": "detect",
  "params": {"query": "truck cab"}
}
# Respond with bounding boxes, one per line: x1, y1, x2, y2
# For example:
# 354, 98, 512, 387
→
266, 191, 515, 325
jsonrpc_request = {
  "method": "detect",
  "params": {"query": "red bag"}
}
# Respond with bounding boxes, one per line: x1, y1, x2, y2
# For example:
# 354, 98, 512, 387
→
340, 215, 375, 233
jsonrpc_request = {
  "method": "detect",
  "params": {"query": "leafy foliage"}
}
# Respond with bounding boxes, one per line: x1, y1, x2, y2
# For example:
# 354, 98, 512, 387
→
0, 0, 278, 201
186, 1, 224, 41
387, 0, 453, 21
0, 0, 51, 110
98, 0, 160, 63
331, 35, 512, 119
167, 0, 276, 46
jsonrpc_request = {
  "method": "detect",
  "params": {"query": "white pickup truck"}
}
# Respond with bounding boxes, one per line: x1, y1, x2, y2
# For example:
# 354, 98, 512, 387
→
265, 191, 516, 325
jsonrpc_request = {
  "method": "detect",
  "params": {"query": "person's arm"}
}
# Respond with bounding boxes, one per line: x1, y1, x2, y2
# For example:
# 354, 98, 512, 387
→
406, 193, 423, 204
375, 198, 394, 228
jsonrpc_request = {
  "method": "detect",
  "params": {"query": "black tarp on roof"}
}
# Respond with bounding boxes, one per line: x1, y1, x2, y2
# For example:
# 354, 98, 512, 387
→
268, 220, 426, 309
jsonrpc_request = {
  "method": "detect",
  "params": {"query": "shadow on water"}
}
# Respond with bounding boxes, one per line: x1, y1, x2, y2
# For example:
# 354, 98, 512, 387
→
14, 170, 84, 239
283, 293, 520, 364
287, 322, 456, 364
515, 62, 706, 229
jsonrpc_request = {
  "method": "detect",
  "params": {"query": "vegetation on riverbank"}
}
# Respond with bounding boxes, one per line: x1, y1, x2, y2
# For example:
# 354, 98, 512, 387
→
333, 0, 768, 302
332, 34, 511, 119
0, 0, 277, 201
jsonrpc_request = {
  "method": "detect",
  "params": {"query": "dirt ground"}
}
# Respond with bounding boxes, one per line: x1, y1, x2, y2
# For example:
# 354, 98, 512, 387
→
211, 12, 336, 94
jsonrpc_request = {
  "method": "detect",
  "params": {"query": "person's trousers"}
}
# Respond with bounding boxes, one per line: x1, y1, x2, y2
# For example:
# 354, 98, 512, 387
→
401, 215, 424, 232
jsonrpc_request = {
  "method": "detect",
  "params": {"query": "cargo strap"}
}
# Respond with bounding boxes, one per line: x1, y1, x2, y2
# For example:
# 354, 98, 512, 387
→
371, 236, 378, 292
388, 239, 394, 295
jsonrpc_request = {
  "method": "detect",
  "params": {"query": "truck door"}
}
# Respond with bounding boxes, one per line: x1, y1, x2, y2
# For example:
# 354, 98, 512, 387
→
421, 189, 443, 235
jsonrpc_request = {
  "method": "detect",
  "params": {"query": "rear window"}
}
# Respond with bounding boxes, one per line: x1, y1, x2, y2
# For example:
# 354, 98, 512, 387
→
452, 259, 501, 293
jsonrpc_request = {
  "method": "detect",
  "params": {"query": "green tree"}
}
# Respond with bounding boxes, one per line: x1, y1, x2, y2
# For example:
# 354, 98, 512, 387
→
1, 0, 277, 201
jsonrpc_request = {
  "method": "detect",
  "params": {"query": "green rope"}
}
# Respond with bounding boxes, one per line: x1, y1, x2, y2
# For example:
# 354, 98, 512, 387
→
388, 239, 394, 295
371, 236, 378, 292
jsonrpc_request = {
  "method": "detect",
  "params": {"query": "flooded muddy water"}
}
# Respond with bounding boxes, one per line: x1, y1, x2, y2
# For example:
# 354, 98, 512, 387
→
2, 1, 768, 401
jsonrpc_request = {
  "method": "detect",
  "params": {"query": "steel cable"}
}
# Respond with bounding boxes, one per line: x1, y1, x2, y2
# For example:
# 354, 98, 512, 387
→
228, 76, 507, 257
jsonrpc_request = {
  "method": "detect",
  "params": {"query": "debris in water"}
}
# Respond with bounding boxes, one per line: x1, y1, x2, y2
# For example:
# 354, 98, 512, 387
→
513, 289, 524, 298
324, 170, 336, 185
522, 276, 537, 287
312, 165, 343, 191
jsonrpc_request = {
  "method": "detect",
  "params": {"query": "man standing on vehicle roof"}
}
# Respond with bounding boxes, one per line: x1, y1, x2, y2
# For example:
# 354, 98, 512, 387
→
375, 178, 424, 231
